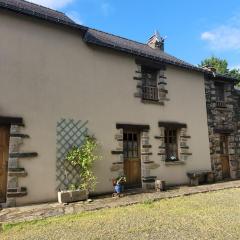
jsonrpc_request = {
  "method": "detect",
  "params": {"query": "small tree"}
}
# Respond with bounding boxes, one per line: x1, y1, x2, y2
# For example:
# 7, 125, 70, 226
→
199, 56, 240, 84
66, 136, 100, 192
199, 56, 228, 74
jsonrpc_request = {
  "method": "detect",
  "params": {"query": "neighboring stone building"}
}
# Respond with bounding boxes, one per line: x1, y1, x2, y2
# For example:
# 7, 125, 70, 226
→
204, 72, 240, 180
0, 0, 239, 207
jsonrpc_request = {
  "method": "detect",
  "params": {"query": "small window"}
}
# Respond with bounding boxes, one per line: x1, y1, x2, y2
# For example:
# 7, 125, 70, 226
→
215, 82, 225, 102
141, 66, 158, 101
164, 128, 178, 161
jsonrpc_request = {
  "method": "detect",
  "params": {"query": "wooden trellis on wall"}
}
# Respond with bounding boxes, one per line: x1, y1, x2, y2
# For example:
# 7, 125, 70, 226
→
56, 118, 88, 190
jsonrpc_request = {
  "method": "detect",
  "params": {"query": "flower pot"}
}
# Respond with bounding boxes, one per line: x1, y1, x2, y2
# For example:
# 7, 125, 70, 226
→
58, 189, 88, 204
114, 184, 122, 194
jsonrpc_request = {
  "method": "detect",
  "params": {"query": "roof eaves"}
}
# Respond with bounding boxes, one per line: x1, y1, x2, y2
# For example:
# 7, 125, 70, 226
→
205, 72, 239, 83
0, 1, 88, 33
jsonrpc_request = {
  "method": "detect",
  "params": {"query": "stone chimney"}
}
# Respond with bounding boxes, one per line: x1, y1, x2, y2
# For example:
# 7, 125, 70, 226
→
147, 30, 165, 51
204, 65, 217, 73
202, 65, 217, 77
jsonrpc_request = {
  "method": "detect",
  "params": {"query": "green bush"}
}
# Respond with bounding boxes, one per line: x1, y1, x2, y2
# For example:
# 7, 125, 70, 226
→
66, 136, 100, 192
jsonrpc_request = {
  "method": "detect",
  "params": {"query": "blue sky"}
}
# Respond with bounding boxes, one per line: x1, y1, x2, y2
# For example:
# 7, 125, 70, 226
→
31, 0, 240, 68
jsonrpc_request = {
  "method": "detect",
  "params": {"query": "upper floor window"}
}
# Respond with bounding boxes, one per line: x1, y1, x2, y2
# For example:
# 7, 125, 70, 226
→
215, 82, 225, 101
215, 82, 226, 108
141, 66, 158, 101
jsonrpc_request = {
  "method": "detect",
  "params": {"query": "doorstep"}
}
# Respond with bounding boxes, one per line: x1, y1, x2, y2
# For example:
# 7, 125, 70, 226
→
1, 180, 240, 224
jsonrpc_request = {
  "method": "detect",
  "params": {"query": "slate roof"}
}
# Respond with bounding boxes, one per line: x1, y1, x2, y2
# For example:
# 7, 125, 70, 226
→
205, 71, 239, 83
0, 0, 239, 82
0, 0, 87, 31
84, 28, 204, 73
84, 30, 239, 82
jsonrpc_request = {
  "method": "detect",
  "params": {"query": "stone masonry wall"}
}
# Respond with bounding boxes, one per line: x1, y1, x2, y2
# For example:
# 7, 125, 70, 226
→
233, 90, 240, 178
205, 76, 240, 180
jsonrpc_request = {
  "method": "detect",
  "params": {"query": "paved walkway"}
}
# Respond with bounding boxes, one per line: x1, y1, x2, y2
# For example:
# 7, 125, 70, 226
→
1, 180, 240, 224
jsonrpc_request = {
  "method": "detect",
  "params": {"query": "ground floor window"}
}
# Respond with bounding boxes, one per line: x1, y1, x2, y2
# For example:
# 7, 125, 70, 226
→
164, 128, 178, 161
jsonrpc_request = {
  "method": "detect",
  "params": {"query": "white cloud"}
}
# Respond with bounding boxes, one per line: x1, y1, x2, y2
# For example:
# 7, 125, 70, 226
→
201, 14, 240, 51
66, 11, 83, 24
29, 0, 74, 9
100, 2, 113, 16
201, 32, 216, 41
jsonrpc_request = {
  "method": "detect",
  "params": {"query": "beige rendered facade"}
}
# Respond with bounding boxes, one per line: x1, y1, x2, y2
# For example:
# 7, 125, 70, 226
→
0, 8, 212, 206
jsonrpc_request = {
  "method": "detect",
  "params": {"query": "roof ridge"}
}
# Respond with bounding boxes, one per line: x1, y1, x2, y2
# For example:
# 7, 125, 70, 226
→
88, 27, 196, 67
0, 0, 77, 24
15, 0, 67, 15
89, 27, 156, 49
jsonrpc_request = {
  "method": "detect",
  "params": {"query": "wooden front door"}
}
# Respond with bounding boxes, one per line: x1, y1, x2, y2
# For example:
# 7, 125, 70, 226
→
220, 134, 230, 179
0, 126, 10, 203
123, 130, 141, 188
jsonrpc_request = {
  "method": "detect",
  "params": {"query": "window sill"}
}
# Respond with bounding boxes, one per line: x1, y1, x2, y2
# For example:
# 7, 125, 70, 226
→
215, 107, 230, 112
164, 160, 185, 166
216, 106, 227, 110
141, 99, 164, 105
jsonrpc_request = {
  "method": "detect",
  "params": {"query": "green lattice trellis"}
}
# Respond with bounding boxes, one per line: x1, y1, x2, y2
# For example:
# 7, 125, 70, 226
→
56, 118, 88, 190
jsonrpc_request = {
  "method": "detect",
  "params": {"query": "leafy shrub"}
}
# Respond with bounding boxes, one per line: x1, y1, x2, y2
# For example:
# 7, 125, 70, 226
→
66, 136, 100, 192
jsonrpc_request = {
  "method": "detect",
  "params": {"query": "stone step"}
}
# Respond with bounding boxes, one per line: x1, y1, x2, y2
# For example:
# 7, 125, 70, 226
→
9, 152, 38, 158
8, 168, 27, 177
10, 133, 30, 138
142, 176, 157, 183
7, 187, 27, 198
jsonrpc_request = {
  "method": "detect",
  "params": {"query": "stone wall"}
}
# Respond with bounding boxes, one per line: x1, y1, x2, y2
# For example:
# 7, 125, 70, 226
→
110, 125, 160, 189
6, 123, 37, 207
133, 62, 169, 105
205, 76, 240, 180
233, 90, 240, 178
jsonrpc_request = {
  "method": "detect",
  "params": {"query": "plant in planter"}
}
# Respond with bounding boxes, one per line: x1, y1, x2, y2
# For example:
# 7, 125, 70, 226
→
112, 175, 126, 196
58, 136, 100, 204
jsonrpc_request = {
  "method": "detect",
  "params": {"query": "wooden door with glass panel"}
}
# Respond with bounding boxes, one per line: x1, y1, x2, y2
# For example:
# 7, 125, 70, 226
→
0, 126, 10, 203
220, 134, 230, 179
123, 130, 141, 188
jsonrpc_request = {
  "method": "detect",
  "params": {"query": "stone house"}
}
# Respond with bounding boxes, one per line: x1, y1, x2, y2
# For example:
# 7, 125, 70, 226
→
0, 0, 239, 207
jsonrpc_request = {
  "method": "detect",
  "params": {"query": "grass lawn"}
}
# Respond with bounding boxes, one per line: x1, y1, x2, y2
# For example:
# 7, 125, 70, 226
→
1, 188, 240, 240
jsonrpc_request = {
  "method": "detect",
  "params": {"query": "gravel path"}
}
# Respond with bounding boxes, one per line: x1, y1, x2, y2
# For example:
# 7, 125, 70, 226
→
1, 180, 240, 224
1, 188, 240, 240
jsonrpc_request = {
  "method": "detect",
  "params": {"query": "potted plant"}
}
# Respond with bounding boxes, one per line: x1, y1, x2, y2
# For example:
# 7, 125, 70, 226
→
112, 175, 126, 196
58, 136, 100, 204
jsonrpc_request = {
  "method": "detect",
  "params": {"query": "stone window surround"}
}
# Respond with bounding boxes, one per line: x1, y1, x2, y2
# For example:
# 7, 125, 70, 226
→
0, 116, 37, 207
110, 123, 159, 189
133, 58, 169, 105
215, 81, 227, 108
156, 122, 192, 164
